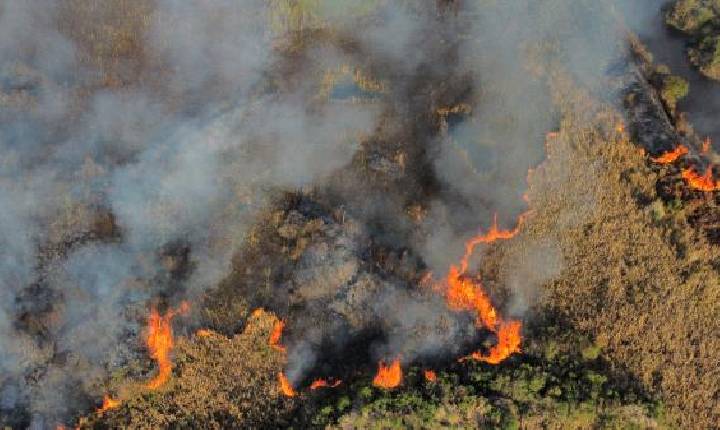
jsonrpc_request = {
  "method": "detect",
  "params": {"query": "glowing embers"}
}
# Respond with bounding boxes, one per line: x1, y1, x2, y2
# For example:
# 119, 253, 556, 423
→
372, 358, 403, 389
195, 328, 213, 337
310, 378, 342, 390
145, 301, 190, 390
651, 145, 688, 164
682, 165, 720, 192
96, 395, 121, 414
424, 370, 437, 382
702, 137, 712, 154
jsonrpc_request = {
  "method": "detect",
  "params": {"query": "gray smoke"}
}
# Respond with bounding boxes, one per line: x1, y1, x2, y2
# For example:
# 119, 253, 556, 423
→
0, 0, 661, 425
0, 1, 380, 425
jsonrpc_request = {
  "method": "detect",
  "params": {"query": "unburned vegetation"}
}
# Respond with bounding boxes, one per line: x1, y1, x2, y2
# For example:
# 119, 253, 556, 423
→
3, 1, 720, 429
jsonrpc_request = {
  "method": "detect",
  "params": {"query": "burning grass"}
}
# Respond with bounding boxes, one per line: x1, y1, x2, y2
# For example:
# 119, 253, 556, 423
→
6, 2, 720, 429
80, 310, 295, 428
372, 359, 403, 390
651, 144, 688, 164
144, 302, 190, 390
681, 165, 720, 191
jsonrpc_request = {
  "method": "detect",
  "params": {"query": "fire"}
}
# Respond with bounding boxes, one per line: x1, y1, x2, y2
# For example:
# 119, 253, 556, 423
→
444, 214, 523, 329
309, 378, 342, 390
196, 328, 213, 337
278, 372, 296, 397
651, 145, 688, 164
446, 267, 498, 328
372, 358, 403, 389
460, 320, 522, 364
96, 395, 121, 414
424, 370, 437, 382
269, 319, 286, 352
703, 137, 711, 154
681, 166, 720, 192
438, 213, 524, 364
145, 302, 189, 390
453, 214, 525, 277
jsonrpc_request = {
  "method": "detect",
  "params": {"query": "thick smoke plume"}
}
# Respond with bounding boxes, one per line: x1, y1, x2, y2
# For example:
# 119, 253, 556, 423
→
0, 0, 657, 425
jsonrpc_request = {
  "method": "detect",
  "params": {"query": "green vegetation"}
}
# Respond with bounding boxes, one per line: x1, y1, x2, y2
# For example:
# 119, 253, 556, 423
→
667, 0, 720, 79
658, 73, 689, 112
302, 327, 665, 429
6, 1, 720, 428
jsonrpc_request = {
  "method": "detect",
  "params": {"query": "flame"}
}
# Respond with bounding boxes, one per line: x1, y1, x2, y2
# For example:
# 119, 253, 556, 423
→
196, 329, 213, 337
372, 359, 403, 389
309, 378, 342, 390
96, 395, 121, 414
703, 137, 711, 154
145, 302, 189, 390
438, 213, 524, 364
444, 214, 523, 329
424, 370, 437, 382
460, 320, 522, 364
455, 214, 524, 275
278, 372, 296, 397
446, 267, 498, 328
681, 166, 720, 192
269, 319, 286, 352
651, 145, 688, 164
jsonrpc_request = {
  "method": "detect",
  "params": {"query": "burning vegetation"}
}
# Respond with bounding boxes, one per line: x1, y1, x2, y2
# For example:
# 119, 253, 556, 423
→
681, 166, 720, 191
651, 144, 688, 164
372, 359, 403, 390
3, 0, 720, 429
144, 302, 190, 390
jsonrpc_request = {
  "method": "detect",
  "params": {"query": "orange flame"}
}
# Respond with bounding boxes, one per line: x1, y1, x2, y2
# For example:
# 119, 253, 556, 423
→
703, 137, 711, 154
145, 302, 189, 390
444, 214, 523, 328
278, 372, 296, 397
446, 267, 498, 328
269, 319, 286, 352
372, 359, 403, 389
460, 320, 522, 364
196, 328, 213, 337
309, 378, 342, 390
424, 370, 437, 382
96, 395, 121, 414
682, 166, 720, 192
439, 213, 523, 364
651, 145, 688, 164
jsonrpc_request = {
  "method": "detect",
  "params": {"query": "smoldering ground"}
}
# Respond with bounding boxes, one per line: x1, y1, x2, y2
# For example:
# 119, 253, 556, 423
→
0, 0, 660, 426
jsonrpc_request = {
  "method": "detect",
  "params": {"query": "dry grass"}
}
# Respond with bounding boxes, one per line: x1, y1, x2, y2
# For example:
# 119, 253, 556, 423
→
81, 310, 295, 429
495, 71, 720, 428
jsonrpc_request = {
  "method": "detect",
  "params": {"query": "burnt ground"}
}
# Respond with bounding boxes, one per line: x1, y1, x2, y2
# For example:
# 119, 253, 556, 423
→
5, 2, 720, 429
82, 52, 720, 430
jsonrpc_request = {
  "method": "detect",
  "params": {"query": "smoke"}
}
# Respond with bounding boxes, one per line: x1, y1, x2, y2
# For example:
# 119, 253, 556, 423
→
0, 0, 662, 425
281, 0, 653, 383
0, 1, 381, 425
